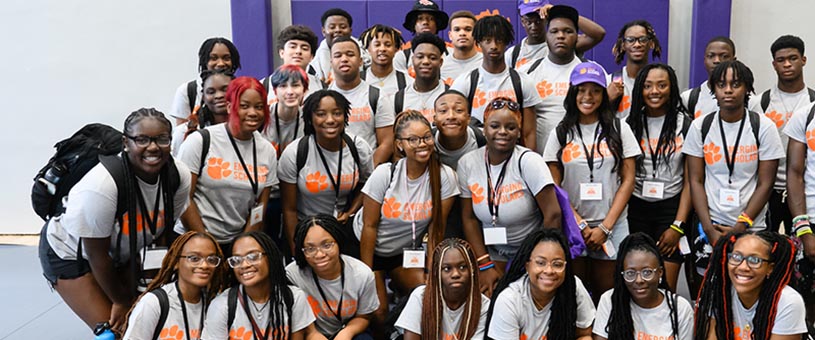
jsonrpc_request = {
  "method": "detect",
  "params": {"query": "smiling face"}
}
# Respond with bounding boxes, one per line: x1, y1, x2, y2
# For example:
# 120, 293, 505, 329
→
546, 17, 578, 60
713, 67, 747, 111
622, 250, 663, 306
368, 33, 397, 68
228, 88, 265, 136
322, 15, 352, 46
207, 43, 233, 71
433, 93, 470, 138
279, 39, 313, 70
274, 79, 306, 110
302, 225, 340, 276
397, 120, 434, 163
525, 241, 567, 299
412, 42, 443, 81
232, 236, 269, 287
441, 248, 471, 297
642, 68, 671, 114
575, 82, 604, 117
203, 74, 230, 115
448, 17, 475, 50
728, 235, 774, 298
331, 41, 362, 82
176, 236, 218, 289
484, 108, 521, 153
312, 96, 345, 142
623, 25, 652, 63
772, 47, 806, 83
124, 117, 171, 182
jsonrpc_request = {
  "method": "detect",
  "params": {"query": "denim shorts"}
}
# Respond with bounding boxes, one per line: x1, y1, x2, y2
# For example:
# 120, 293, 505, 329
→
38, 224, 90, 287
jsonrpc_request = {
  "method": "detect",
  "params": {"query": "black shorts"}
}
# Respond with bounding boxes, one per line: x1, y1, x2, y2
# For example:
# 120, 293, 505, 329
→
38, 224, 91, 287
373, 253, 403, 272
627, 194, 684, 263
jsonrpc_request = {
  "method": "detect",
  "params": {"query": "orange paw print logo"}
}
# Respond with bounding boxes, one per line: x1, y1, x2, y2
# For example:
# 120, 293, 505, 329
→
617, 95, 631, 112
408, 66, 416, 78
229, 326, 254, 340
516, 57, 529, 69
307, 295, 322, 315
159, 325, 183, 340
469, 183, 485, 204
561, 143, 583, 163
382, 197, 402, 219
536, 81, 553, 99
207, 158, 232, 179
765, 110, 784, 128
443, 77, 454, 86
806, 129, 815, 151
694, 110, 702, 119
520, 334, 528, 340
703, 142, 722, 165
305, 171, 329, 193
472, 89, 487, 108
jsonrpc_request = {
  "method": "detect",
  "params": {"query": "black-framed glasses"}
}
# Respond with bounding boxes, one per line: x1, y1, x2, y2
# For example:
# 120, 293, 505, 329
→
623, 36, 651, 45
227, 251, 265, 268
302, 242, 336, 257
125, 134, 172, 147
398, 134, 435, 147
178, 254, 222, 267
621, 267, 660, 282
489, 99, 520, 111
728, 252, 771, 269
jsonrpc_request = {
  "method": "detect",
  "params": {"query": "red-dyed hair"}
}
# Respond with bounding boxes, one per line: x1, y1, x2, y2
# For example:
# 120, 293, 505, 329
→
483, 96, 522, 126
226, 76, 270, 134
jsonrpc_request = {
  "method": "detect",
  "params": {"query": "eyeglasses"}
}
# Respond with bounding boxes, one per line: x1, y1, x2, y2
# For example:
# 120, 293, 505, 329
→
621, 268, 660, 282
227, 251, 265, 268
728, 252, 771, 269
302, 242, 335, 257
489, 99, 520, 111
623, 36, 651, 45
529, 259, 567, 272
178, 254, 222, 267
125, 134, 172, 147
398, 135, 435, 147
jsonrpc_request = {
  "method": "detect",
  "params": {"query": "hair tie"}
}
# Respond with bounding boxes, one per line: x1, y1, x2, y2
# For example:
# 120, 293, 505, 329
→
771, 242, 777, 254
730, 235, 736, 243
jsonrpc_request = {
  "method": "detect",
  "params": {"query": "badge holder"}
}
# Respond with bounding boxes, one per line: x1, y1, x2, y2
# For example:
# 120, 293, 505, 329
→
720, 188, 740, 207
143, 245, 168, 271
642, 181, 665, 199
580, 183, 603, 201
249, 203, 264, 226
403, 248, 426, 269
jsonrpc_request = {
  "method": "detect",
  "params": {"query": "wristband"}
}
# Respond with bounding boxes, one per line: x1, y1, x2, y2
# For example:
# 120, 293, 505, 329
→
476, 254, 490, 264
737, 212, 754, 228
669, 224, 685, 235
479, 262, 495, 271
598, 223, 612, 236
793, 214, 810, 224
578, 220, 588, 230
797, 227, 813, 238
793, 219, 810, 233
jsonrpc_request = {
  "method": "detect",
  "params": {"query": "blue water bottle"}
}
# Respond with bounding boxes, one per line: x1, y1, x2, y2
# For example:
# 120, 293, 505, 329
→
94, 322, 115, 340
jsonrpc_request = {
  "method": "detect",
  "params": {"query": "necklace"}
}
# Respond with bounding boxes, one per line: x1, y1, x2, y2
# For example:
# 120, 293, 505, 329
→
414, 85, 437, 111
368, 69, 389, 87
250, 298, 269, 319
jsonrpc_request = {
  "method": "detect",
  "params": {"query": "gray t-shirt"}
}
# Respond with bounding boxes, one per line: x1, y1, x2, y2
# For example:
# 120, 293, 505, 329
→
632, 114, 688, 201
682, 110, 784, 228
395, 285, 490, 339
441, 52, 483, 87
593, 288, 693, 340
488, 275, 595, 340
728, 285, 807, 337
681, 81, 718, 119
449, 66, 543, 123
285, 255, 379, 337
328, 81, 396, 149
278, 135, 374, 219
457, 146, 554, 246
784, 101, 815, 216
504, 38, 549, 72
176, 124, 278, 242
124, 283, 204, 340
542, 121, 641, 224
353, 159, 460, 256
261, 104, 305, 156
400, 82, 447, 125
435, 127, 480, 170
526, 56, 582, 152
363, 68, 414, 98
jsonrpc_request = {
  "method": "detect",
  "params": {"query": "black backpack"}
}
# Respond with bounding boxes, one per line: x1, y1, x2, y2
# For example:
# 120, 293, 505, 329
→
759, 88, 815, 112
186, 80, 198, 113
700, 110, 762, 148
150, 288, 171, 340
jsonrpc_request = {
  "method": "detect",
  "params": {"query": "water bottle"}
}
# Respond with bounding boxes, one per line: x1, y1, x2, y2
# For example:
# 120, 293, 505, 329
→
38, 162, 67, 195
93, 322, 115, 340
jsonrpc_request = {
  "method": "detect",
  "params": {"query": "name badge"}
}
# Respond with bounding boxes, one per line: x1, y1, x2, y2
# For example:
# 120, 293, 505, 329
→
143, 247, 168, 271
678, 236, 691, 255
249, 204, 264, 226
602, 239, 616, 258
403, 249, 426, 268
719, 189, 741, 207
580, 183, 603, 201
642, 181, 665, 199
483, 227, 508, 245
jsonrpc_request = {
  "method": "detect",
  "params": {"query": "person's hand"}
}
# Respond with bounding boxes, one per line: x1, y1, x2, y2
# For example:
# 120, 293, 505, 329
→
707, 224, 725, 246
585, 228, 608, 251
801, 233, 815, 263
607, 80, 624, 101
332, 329, 352, 340
657, 227, 682, 257
479, 267, 501, 298
109, 302, 131, 335
537, 4, 553, 19
336, 211, 350, 224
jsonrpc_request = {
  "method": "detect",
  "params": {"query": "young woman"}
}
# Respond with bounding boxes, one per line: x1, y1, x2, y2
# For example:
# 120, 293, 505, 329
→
395, 238, 490, 340
286, 215, 379, 340
355, 110, 459, 324
123, 231, 227, 339
486, 229, 595, 340
694, 231, 807, 339
359, 24, 412, 97
592, 232, 693, 340
170, 37, 241, 125
171, 68, 234, 154
202, 231, 316, 339
278, 90, 374, 255
459, 97, 562, 297
262, 64, 308, 155
177, 76, 278, 256
433, 89, 484, 170
608, 20, 662, 120
39, 108, 192, 334
625, 63, 692, 291
543, 61, 640, 301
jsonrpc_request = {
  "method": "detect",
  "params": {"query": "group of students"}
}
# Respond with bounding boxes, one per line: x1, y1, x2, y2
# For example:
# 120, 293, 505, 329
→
36, 0, 815, 338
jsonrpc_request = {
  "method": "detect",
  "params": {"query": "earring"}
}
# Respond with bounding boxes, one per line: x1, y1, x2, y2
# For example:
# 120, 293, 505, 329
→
398, 147, 404, 153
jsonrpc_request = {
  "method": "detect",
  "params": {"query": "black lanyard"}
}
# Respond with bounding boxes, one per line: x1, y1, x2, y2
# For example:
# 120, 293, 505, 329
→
240, 286, 272, 340
718, 111, 747, 185
273, 103, 300, 151
484, 150, 511, 227
133, 179, 162, 236
310, 259, 345, 323
225, 125, 259, 198
314, 135, 344, 208
575, 123, 601, 182
175, 281, 205, 340
642, 115, 666, 179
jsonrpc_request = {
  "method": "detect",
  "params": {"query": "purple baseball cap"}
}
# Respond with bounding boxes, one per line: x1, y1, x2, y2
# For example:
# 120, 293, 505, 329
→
570, 61, 608, 88
518, 0, 550, 16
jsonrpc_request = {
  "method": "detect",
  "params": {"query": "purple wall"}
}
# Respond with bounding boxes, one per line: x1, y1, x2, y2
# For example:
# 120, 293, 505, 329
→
230, 0, 274, 78
689, 0, 732, 87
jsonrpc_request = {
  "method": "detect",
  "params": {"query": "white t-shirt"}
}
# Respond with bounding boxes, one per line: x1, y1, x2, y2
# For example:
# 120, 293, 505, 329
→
399, 82, 447, 124
450, 66, 542, 123
593, 288, 693, 340
457, 146, 554, 246
632, 114, 688, 201
541, 121, 641, 224
606, 66, 636, 121
395, 285, 490, 340
170, 79, 202, 120
441, 52, 483, 87
285, 255, 379, 337
748, 86, 814, 189
261, 104, 305, 156
682, 110, 784, 229
728, 285, 807, 338
784, 101, 815, 216
435, 127, 481, 170
124, 283, 205, 340
175, 124, 278, 242
525, 56, 582, 152
504, 38, 549, 72
363, 68, 413, 98
328, 81, 396, 149
681, 81, 718, 119
277, 135, 374, 220
309, 38, 371, 85
488, 275, 595, 340
353, 159, 460, 256
201, 285, 315, 339
46, 159, 191, 263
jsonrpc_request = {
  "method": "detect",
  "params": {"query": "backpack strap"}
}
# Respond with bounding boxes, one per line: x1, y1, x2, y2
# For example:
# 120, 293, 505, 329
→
396, 71, 407, 92
467, 69, 479, 109
360, 66, 368, 81
342, 133, 362, 169
680, 113, 692, 138
760, 89, 771, 113
307, 65, 318, 76
394, 89, 405, 114
808, 102, 815, 127
369, 86, 380, 116
700, 113, 716, 143
403, 49, 412, 62
262, 76, 271, 93
808, 88, 815, 102
510, 45, 520, 69
227, 287, 239, 330
150, 288, 170, 340
688, 86, 701, 117
296, 136, 310, 173
444, 83, 450, 91
471, 126, 487, 147
98, 155, 128, 218
526, 58, 544, 74
748, 110, 761, 148
509, 69, 524, 109
388, 161, 398, 183
197, 129, 211, 175
186, 80, 197, 113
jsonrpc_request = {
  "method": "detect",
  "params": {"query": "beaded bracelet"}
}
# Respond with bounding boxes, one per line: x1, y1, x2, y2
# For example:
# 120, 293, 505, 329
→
598, 223, 612, 236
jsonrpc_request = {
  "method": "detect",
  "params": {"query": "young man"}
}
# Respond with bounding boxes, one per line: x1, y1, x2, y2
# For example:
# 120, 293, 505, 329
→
393, 0, 449, 76
450, 15, 541, 151
506, 0, 605, 71
328, 36, 395, 165
750, 35, 813, 234
262, 25, 323, 107
525, 5, 584, 153
395, 33, 448, 123
310, 8, 370, 85
607, 20, 663, 120
441, 10, 482, 86
681, 36, 737, 119
360, 24, 413, 97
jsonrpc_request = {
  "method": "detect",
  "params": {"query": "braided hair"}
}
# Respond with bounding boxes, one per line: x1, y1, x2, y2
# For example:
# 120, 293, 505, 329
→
422, 238, 481, 340
486, 229, 577, 340
612, 20, 662, 65
197, 37, 241, 73
359, 24, 405, 51
606, 232, 679, 340
292, 214, 346, 268
707, 60, 755, 107
693, 231, 796, 340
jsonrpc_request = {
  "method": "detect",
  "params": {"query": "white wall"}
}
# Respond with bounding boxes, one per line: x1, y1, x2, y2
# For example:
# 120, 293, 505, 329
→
669, 0, 693, 90
1, 0, 232, 233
